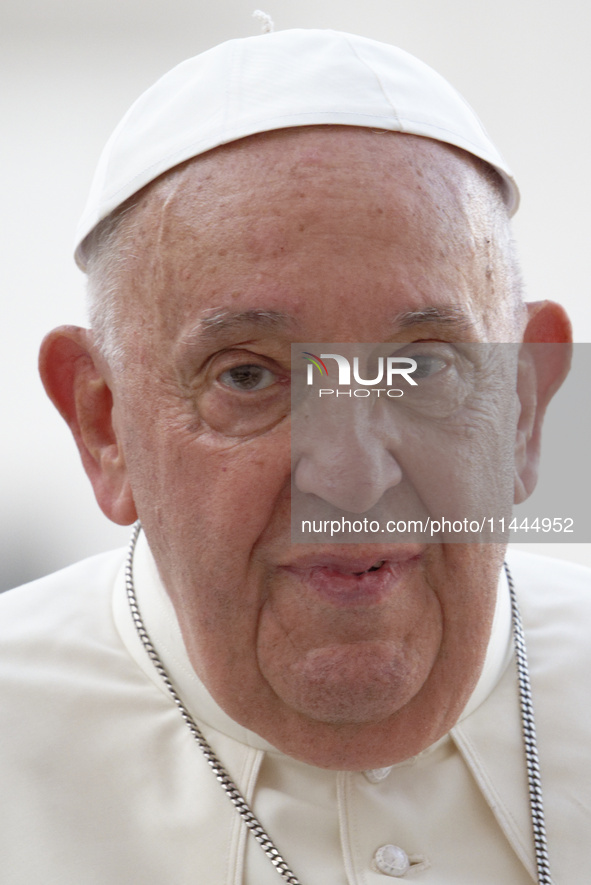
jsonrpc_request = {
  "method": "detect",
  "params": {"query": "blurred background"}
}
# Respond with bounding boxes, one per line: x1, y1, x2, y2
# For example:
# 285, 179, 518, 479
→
2, 0, 590, 591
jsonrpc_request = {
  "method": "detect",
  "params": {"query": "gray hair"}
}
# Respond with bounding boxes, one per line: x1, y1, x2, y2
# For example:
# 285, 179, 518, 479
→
84, 195, 145, 371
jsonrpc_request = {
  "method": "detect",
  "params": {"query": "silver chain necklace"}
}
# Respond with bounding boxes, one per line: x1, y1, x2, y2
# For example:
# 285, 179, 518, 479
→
124, 522, 551, 884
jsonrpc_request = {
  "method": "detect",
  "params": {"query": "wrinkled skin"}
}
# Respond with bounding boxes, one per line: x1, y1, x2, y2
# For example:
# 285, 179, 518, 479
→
40, 129, 571, 768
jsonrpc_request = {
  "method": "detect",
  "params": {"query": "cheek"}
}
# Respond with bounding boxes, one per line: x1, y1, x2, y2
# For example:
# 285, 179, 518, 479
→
123, 378, 287, 513
126, 409, 292, 593
398, 407, 514, 521
129, 427, 293, 688
436, 545, 503, 648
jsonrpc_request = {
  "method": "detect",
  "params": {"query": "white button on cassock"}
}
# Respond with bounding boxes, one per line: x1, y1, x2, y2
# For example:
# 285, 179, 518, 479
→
374, 844, 411, 877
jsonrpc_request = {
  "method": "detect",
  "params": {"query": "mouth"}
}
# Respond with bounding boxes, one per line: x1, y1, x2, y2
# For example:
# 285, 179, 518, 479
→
281, 549, 423, 605
354, 559, 385, 575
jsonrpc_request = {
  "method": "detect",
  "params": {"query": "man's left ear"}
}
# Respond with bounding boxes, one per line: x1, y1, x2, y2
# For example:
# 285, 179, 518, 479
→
514, 301, 572, 503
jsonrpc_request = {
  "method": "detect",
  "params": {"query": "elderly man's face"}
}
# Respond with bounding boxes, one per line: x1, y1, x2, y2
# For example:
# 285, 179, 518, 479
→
92, 131, 519, 767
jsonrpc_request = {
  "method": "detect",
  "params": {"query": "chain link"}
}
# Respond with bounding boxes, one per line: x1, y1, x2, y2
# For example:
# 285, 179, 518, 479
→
125, 522, 301, 885
505, 562, 552, 885
125, 523, 550, 885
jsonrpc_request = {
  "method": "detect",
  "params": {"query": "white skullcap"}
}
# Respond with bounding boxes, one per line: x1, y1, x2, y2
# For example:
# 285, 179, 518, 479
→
74, 28, 519, 270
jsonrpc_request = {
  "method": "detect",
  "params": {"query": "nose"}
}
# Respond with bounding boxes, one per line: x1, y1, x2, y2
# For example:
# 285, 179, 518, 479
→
292, 402, 403, 513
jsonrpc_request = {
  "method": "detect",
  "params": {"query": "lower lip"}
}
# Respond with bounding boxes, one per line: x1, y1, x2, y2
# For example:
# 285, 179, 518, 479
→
284, 558, 421, 606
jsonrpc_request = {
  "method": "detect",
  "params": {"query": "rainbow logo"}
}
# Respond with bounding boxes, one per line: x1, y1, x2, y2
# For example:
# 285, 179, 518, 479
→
302, 352, 329, 376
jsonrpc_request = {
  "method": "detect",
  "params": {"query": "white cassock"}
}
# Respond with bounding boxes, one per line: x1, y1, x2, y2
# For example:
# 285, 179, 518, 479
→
1, 532, 589, 884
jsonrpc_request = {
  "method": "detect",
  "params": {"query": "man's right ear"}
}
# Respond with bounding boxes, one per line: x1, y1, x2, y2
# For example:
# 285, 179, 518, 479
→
38, 326, 137, 526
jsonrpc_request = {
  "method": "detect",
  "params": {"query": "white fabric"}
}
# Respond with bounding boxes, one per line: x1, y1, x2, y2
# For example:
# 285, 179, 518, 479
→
74, 29, 519, 269
1, 543, 589, 883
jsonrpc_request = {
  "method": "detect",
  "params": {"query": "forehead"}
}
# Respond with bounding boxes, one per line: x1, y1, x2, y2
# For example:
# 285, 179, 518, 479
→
114, 127, 502, 343
145, 127, 487, 239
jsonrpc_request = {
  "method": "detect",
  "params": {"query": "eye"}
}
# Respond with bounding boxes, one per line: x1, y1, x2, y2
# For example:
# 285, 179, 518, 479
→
218, 364, 277, 391
408, 353, 448, 379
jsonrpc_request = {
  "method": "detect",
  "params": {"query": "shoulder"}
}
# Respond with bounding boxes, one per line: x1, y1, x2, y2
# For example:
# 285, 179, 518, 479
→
505, 553, 591, 872
506, 546, 591, 589
0, 548, 128, 683
0, 545, 155, 795
0, 548, 126, 628
505, 548, 591, 630
505, 549, 591, 685
506, 550, 591, 777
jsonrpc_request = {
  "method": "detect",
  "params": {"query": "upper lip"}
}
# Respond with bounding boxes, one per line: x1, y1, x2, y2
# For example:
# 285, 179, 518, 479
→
280, 547, 424, 574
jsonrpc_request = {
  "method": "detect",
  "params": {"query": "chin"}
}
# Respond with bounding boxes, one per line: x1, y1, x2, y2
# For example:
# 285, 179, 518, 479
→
270, 641, 429, 727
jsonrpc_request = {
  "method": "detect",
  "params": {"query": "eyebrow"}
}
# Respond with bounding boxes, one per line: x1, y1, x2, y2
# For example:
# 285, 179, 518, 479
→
178, 308, 296, 351
394, 306, 477, 333
199, 308, 294, 331
177, 304, 477, 355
